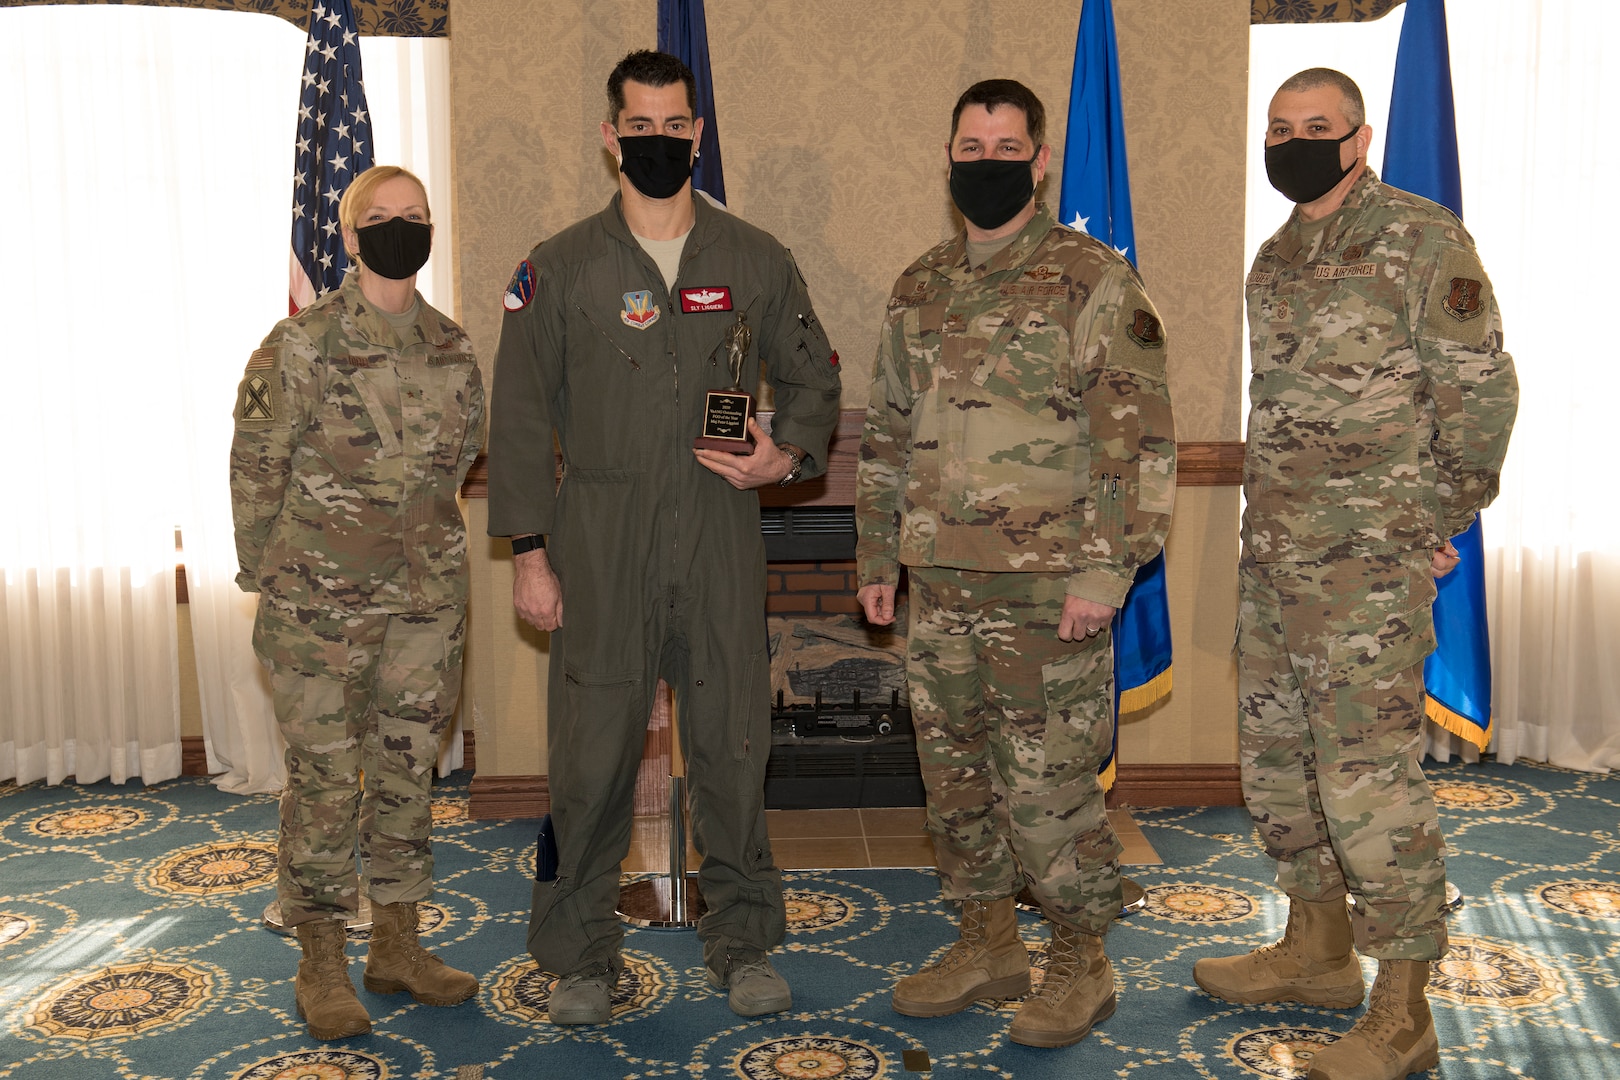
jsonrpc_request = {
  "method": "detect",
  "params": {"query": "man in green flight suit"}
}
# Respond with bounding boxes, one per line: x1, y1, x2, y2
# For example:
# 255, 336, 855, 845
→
486, 50, 841, 1026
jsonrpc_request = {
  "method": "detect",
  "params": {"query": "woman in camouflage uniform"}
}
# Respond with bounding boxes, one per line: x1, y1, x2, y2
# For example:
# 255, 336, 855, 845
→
230, 165, 485, 1040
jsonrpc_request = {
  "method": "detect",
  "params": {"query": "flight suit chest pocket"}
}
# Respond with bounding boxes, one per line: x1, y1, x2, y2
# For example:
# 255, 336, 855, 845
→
969, 305, 1073, 416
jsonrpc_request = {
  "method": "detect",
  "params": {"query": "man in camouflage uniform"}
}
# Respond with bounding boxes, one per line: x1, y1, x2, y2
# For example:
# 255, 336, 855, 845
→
232, 166, 485, 1039
855, 80, 1175, 1049
1193, 70, 1517, 1080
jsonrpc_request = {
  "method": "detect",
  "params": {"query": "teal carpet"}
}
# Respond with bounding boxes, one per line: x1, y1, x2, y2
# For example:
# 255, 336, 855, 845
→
1, 759, 1616, 1079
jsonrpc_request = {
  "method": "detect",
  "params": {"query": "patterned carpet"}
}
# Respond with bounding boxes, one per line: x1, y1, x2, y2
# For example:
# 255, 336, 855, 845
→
1, 759, 1616, 1079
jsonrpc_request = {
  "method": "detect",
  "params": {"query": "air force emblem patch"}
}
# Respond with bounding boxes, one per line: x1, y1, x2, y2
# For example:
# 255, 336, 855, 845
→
1442, 276, 1484, 321
1126, 308, 1164, 349
621, 290, 661, 330
504, 259, 537, 312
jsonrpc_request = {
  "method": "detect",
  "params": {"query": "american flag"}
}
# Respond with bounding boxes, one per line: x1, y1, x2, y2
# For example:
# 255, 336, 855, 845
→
289, 0, 373, 313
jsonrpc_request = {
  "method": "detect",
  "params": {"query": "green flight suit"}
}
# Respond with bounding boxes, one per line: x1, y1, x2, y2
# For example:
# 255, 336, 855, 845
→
487, 193, 841, 976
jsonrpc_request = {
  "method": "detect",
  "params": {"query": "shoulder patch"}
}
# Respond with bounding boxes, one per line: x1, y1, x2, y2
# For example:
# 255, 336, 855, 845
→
1424, 245, 1494, 348
504, 259, 537, 312
235, 371, 280, 426
1126, 309, 1164, 349
244, 347, 275, 371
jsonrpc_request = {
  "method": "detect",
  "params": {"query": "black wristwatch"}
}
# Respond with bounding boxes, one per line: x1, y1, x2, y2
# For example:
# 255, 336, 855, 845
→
776, 445, 804, 487
510, 534, 546, 555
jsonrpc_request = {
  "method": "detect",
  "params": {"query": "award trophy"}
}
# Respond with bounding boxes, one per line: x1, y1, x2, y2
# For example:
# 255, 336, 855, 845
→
693, 313, 755, 453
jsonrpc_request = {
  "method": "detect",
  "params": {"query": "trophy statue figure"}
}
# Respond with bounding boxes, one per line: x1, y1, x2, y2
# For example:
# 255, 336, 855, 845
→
693, 312, 757, 453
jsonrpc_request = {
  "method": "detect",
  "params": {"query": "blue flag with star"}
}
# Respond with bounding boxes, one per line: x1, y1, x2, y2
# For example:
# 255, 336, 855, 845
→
289, 0, 373, 312
1381, 0, 1493, 750
1058, 0, 1172, 790
658, 0, 726, 205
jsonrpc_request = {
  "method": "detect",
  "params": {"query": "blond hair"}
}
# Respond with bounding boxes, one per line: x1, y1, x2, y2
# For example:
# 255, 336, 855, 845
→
338, 165, 431, 237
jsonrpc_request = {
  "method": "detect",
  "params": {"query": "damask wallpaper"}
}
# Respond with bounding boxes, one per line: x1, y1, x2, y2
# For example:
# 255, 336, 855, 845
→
450, 0, 1250, 444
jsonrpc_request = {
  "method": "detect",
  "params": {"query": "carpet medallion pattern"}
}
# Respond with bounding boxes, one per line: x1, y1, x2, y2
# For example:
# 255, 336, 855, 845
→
0, 760, 1614, 1078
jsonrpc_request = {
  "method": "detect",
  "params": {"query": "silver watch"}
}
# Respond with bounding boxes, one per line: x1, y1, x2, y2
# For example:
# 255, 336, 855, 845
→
776, 444, 804, 487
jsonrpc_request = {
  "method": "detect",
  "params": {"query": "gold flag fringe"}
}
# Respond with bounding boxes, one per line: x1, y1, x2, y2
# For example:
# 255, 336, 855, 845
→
1118, 667, 1173, 716
1425, 696, 1491, 751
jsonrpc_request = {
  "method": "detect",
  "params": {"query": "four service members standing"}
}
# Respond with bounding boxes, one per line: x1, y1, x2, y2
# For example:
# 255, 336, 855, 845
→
237, 42, 1516, 1079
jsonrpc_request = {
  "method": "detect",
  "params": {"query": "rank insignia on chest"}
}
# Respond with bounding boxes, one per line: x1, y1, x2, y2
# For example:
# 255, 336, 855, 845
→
943, 313, 967, 335
504, 259, 537, 312
678, 286, 732, 313
621, 290, 661, 330
1441, 276, 1484, 321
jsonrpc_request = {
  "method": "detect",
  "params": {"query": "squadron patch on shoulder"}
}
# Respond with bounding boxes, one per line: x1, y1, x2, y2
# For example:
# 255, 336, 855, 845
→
621, 290, 661, 330
1424, 246, 1494, 348
1126, 308, 1164, 349
1441, 276, 1484, 321
236, 372, 277, 424
504, 260, 537, 312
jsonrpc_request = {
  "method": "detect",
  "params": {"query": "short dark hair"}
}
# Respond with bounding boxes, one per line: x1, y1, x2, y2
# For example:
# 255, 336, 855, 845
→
606, 50, 697, 124
1276, 67, 1366, 129
950, 79, 1046, 150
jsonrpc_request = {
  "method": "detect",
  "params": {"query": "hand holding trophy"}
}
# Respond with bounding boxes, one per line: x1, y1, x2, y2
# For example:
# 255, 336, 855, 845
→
693, 313, 756, 453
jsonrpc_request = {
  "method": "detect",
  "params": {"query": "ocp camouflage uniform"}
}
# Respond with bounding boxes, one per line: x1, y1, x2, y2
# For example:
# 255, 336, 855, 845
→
230, 274, 485, 926
1240, 168, 1517, 959
856, 205, 1176, 933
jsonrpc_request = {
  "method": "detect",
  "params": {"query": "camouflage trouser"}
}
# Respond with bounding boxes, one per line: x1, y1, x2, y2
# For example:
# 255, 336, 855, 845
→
907, 567, 1122, 935
255, 598, 465, 927
1237, 550, 1448, 960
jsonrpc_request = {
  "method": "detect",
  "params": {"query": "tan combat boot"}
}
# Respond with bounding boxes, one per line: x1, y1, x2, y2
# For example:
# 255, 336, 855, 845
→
363, 901, 479, 1006
294, 919, 372, 1040
1307, 959, 1440, 1079
1008, 921, 1116, 1047
1193, 895, 1365, 1007
891, 897, 1030, 1017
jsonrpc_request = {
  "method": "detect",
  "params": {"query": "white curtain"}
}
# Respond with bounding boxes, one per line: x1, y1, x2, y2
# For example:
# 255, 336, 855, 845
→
1459, 4, 1620, 771
1249, 1, 1620, 772
0, 7, 458, 791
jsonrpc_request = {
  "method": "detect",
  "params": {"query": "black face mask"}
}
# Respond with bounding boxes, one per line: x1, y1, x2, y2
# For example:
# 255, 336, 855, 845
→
617, 134, 694, 199
355, 217, 432, 280
949, 155, 1037, 231
1264, 126, 1361, 204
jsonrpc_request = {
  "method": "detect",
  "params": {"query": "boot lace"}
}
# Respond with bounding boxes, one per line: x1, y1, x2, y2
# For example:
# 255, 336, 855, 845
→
1030, 929, 1083, 1002
927, 902, 991, 975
